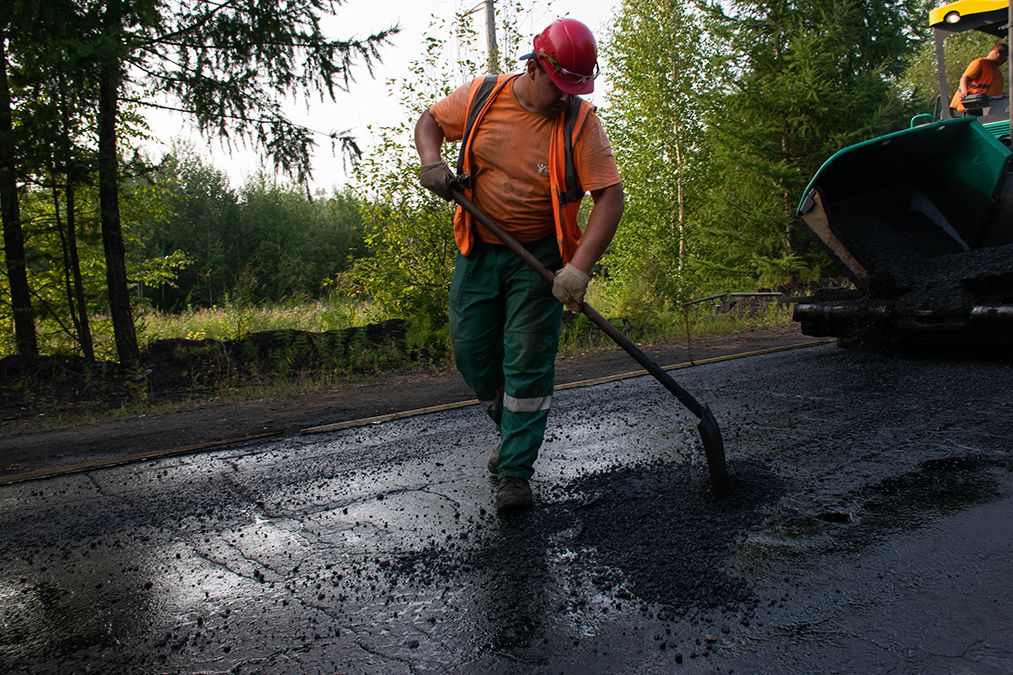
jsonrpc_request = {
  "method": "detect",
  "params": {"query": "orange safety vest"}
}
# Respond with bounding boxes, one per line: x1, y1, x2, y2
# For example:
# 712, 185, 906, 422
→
453, 73, 594, 263
951, 58, 1003, 111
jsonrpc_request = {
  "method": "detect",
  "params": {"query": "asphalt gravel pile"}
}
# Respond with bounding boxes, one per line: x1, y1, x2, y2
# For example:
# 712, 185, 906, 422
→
828, 207, 1013, 312
385, 458, 781, 656
558, 460, 779, 620
832, 207, 963, 271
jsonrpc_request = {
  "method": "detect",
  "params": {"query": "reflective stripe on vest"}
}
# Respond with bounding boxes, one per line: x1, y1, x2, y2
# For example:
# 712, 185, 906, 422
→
968, 60, 997, 95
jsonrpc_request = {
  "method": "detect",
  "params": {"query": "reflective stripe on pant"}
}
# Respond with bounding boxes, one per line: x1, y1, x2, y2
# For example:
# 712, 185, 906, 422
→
449, 237, 563, 480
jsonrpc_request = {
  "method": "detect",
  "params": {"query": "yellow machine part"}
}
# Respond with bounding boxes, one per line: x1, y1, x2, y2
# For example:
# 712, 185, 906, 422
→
929, 0, 1009, 29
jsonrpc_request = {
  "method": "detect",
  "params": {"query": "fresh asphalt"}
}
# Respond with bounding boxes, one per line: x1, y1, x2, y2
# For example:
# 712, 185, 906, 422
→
1, 343, 1011, 672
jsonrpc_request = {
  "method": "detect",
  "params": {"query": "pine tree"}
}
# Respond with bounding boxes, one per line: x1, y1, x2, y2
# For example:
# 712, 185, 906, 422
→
697, 0, 924, 288
8, 0, 396, 366
0, 17, 39, 356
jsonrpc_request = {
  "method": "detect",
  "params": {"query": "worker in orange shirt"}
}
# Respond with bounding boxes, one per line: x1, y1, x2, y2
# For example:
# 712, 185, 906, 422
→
951, 43, 1008, 113
414, 18, 624, 513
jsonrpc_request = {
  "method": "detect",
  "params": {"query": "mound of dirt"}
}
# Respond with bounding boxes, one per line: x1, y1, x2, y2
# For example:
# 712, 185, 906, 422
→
0, 319, 412, 416
143, 319, 409, 390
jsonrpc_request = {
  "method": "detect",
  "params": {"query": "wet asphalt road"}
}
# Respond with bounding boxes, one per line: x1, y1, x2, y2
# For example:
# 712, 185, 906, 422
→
2, 344, 1012, 673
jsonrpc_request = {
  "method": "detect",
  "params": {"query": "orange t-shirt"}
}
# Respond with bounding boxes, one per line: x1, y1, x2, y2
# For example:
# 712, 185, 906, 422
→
951, 57, 1004, 110
430, 76, 621, 244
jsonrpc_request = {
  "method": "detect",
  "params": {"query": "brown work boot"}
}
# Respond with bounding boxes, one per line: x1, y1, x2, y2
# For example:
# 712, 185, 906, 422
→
487, 444, 500, 475
495, 477, 532, 513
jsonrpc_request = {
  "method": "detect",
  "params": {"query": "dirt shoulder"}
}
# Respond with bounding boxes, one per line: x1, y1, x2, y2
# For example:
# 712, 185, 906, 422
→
1, 324, 826, 480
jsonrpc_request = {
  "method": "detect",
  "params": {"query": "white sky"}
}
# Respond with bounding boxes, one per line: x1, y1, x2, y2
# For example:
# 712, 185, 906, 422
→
142, 0, 622, 192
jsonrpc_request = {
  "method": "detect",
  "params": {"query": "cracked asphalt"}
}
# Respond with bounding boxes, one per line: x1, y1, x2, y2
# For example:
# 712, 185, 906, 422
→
2, 343, 1012, 673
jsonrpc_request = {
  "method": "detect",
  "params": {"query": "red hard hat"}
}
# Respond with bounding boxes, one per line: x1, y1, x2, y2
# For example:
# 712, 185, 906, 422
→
527, 18, 599, 95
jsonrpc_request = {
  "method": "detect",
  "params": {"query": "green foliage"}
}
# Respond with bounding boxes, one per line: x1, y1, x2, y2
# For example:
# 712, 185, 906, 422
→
600, 0, 714, 311
1, 146, 369, 357
141, 148, 367, 310
343, 3, 529, 324
599, 0, 934, 311
348, 137, 457, 323
1, 0, 397, 362
139, 147, 239, 309
232, 176, 366, 303
693, 0, 927, 290
0, 156, 193, 358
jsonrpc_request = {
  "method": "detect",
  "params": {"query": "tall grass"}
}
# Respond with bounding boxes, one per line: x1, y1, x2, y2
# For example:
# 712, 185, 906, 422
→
7, 289, 795, 365
135, 295, 367, 345
9, 294, 370, 360
558, 290, 795, 353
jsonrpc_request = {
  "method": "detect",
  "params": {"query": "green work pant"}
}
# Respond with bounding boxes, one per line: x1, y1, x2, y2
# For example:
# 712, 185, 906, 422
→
449, 237, 563, 480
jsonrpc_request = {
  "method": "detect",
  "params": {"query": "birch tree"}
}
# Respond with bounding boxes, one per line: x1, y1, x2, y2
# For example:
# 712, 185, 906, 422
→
600, 0, 713, 307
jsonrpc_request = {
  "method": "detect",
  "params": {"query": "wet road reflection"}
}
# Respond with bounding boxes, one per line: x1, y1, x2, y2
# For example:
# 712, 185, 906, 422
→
2, 345, 1013, 671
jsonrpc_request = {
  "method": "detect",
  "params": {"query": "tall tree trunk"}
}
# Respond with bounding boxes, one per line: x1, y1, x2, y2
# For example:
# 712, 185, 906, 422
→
484, 0, 499, 73
58, 70, 94, 361
780, 131, 793, 255
52, 180, 94, 361
0, 29, 38, 356
65, 183, 93, 360
52, 184, 79, 342
674, 122, 686, 273
97, 14, 140, 367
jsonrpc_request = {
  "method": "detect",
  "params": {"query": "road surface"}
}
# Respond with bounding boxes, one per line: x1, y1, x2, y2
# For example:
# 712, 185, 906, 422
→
2, 344, 1011, 672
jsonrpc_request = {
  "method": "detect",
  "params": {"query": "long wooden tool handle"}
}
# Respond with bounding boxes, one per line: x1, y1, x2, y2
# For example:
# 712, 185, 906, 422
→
452, 191, 708, 421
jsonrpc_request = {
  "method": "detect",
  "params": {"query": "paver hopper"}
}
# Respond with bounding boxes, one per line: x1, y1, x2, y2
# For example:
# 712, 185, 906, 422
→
795, 0, 1013, 344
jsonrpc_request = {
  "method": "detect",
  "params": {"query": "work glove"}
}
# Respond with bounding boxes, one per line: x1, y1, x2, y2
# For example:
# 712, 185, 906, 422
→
419, 161, 455, 201
552, 263, 590, 313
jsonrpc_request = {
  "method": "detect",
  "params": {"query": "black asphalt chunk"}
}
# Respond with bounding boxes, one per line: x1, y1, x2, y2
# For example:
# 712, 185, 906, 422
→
829, 207, 1013, 312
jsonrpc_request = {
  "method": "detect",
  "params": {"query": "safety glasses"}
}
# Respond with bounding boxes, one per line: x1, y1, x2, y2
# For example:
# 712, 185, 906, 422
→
538, 49, 599, 84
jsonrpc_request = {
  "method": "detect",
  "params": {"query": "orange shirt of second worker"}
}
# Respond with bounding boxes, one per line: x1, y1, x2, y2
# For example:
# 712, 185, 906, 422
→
951, 57, 1004, 111
429, 76, 621, 245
